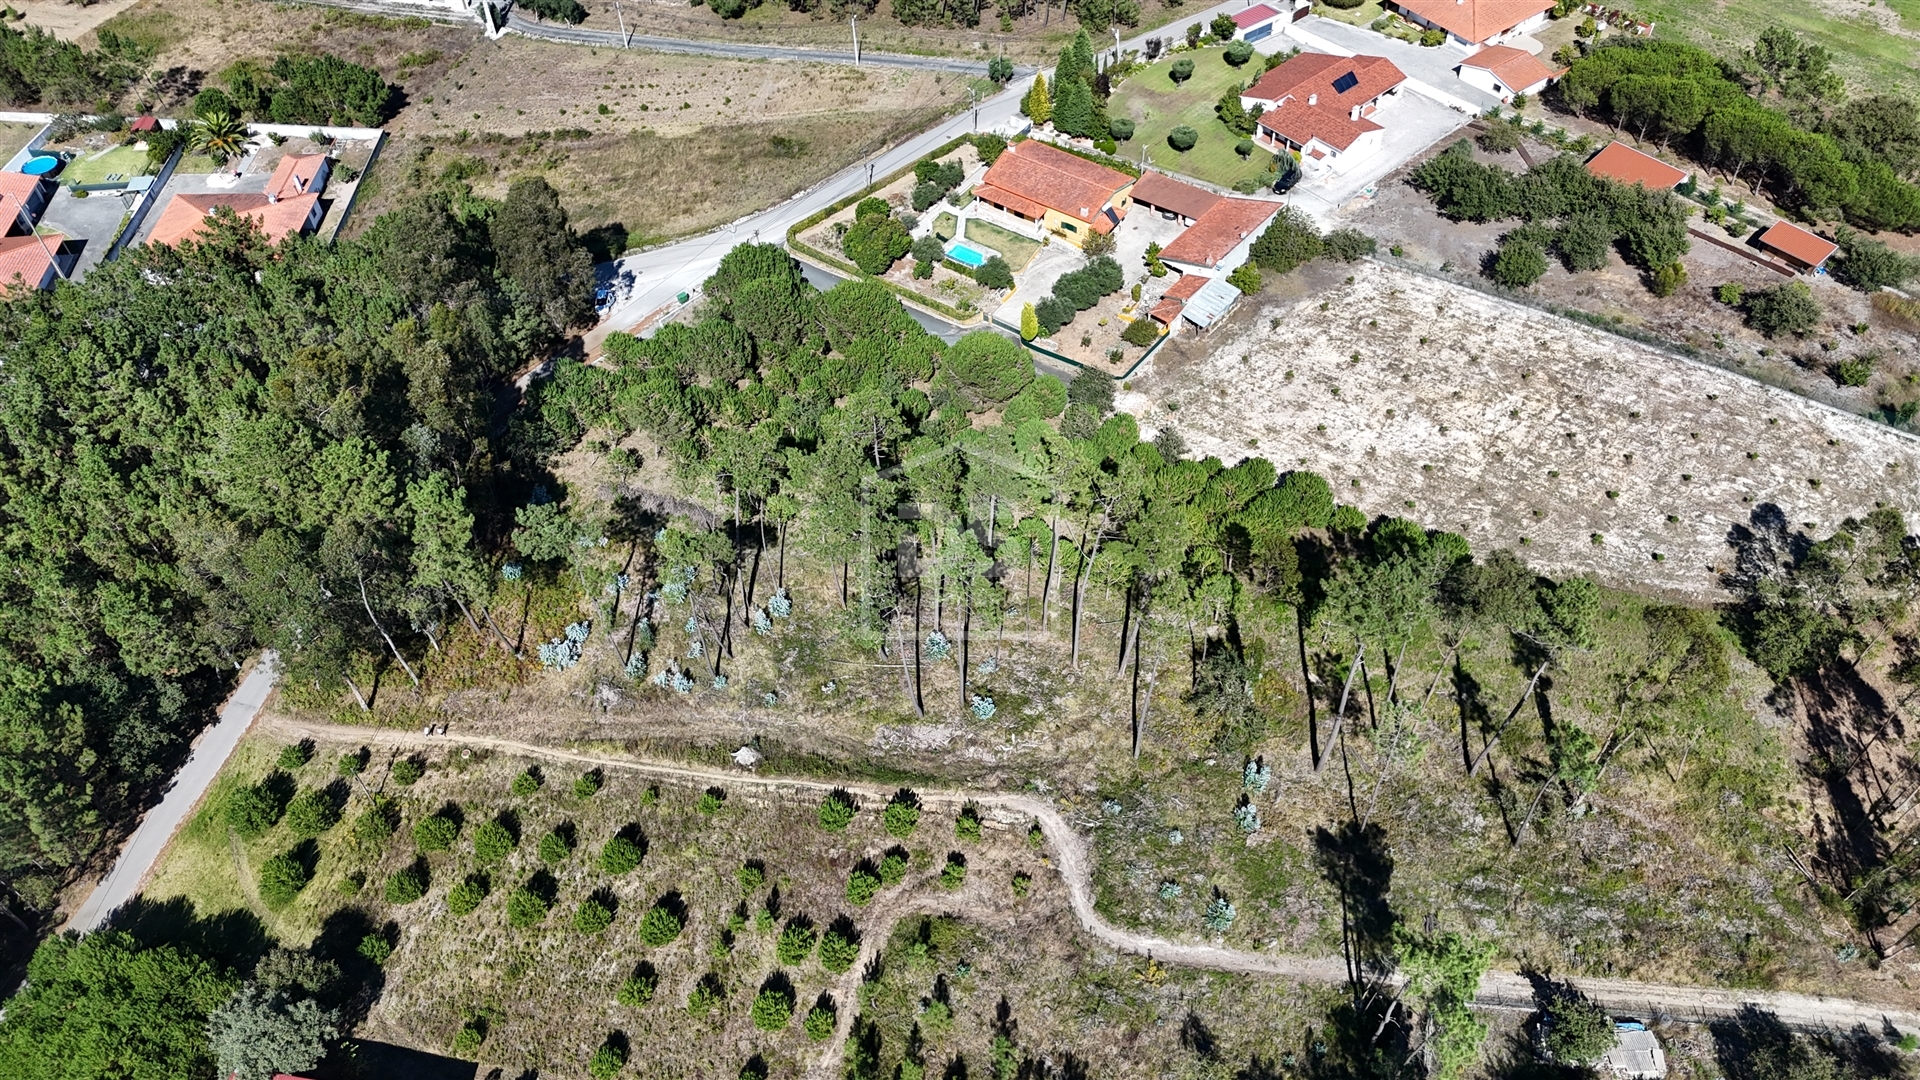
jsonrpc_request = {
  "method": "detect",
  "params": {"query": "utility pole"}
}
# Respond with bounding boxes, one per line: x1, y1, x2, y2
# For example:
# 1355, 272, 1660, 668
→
851, 16, 861, 65
2, 193, 64, 282
615, 0, 631, 47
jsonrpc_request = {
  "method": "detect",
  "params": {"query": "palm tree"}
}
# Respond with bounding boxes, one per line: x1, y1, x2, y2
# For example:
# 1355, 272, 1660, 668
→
191, 111, 249, 165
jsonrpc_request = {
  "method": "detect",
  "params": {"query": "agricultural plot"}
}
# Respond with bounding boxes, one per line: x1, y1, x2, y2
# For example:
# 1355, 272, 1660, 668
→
1132, 259, 1920, 601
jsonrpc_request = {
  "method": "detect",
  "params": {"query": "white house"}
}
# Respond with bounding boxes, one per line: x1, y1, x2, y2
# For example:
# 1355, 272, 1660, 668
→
1241, 52, 1408, 172
1456, 45, 1560, 101
1387, 0, 1555, 47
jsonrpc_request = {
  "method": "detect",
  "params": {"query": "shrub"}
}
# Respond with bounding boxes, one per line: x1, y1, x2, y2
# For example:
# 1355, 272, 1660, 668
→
338, 748, 368, 776
353, 797, 399, 845
1170, 58, 1194, 84
855, 196, 890, 220
737, 861, 765, 893
472, 819, 515, 865
777, 922, 818, 964
1224, 40, 1254, 67
601, 833, 644, 874
1109, 117, 1134, 142
1227, 263, 1262, 294
414, 813, 458, 852
846, 865, 882, 905
697, 788, 725, 814
257, 851, 310, 907
1012, 873, 1033, 897
1834, 227, 1920, 291
358, 933, 393, 965
1251, 206, 1323, 273
573, 769, 603, 798
538, 828, 574, 864
843, 213, 912, 275
1203, 894, 1236, 930
587, 1038, 627, 1080
973, 255, 1014, 290
385, 864, 427, 905
1715, 281, 1745, 306
818, 790, 858, 832
282, 790, 339, 838
805, 1003, 837, 1041
447, 875, 489, 916
878, 849, 909, 885
1746, 280, 1823, 337
974, 133, 1007, 164
576, 897, 615, 934
224, 779, 289, 838
640, 903, 683, 946
883, 791, 921, 838
506, 885, 551, 927
912, 180, 946, 213
955, 805, 983, 841
751, 986, 795, 1031
819, 927, 859, 973
276, 741, 313, 771
510, 767, 543, 796
1476, 121, 1523, 154
1543, 995, 1614, 1064
1167, 125, 1198, 152
1122, 317, 1159, 346
1322, 228, 1377, 262
1235, 138, 1254, 159
939, 853, 968, 890
1491, 240, 1548, 287
390, 758, 424, 786
1649, 260, 1687, 298
450, 1019, 485, 1058
1420, 27, 1445, 45
687, 979, 722, 1017
617, 969, 658, 1006
1836, 354, 1876, 387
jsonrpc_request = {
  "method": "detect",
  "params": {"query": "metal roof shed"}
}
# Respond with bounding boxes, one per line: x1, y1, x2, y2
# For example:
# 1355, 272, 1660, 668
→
1181, 275, 1242, 329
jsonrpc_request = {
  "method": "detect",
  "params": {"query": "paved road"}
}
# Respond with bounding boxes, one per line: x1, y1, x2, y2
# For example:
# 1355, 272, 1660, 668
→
272, 716, 1920, 1037
65, 653, 280, 933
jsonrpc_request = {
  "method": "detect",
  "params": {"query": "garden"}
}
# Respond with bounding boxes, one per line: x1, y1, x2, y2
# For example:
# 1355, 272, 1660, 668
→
1106, 43, 1288, 191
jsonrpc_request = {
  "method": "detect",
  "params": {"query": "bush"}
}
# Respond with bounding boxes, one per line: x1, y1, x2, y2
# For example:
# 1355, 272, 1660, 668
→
806, 1003, 837, 1041
1250, 206, 1323, 273
1168, 125, 1199, 152
510, 767, 543, 796
257, 851, 310, 907
1836, 354, 1876, 386
846, 865, 882, 906
450, 1019, 485, 1058
878, 849, 909, 885
413, 813, 458, 852
1420, 27, 1445, 45
883, 791, 921, 838
1834, 228, 1920, 291
1715, 281, 1745, 306
538, 828, 574, 863
697, 788, 725, 814
751, 986, 795, 1031
587, 1038, 627, 1080
1170, 58, 1194, 84
358, 933, 393, 965
974, 133, 1007, 164
1235, 138, 1254, 159
447, 875, 489, 916
224, 779, 289, 839
1543, 995, 1614, 1064
1648, 260, 1687, 297
506, 885, 551, 927
276, 741, 313, 771
856, 196, 890, 220
777, 921, 819, 963
1476, 121, 1523, 154
574, 769, 603, 798
819, 927, 859, 973
1121, 317, 1159, 346
1109, 118, 1134, 142
385, 864, 427, 904
973, 255, 1013, 290
1224, 40, 1254, 67
472, 819, 515, 865
955, 806, 983, 841
353, 797, 399, 845
737, 861, 765, 893
1746, 280, 1822, 337
282, 790, 338, 838
1227, 263, 1262, 294
338, 748, 368, 776
617, 969, 658, 1006
843, 213, 912, 275
390, 758, 424, 785
576, 897, 615, 934
1322, 228, 1377, 262
601, 833, 644, 874
1491, 240, 1548, 287
939, 853, 968, 890
687, 979, 722, 1017
640, 903, 683, 946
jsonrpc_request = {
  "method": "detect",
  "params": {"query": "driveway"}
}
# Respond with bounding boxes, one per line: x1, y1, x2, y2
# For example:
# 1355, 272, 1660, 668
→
38, 186, 137, 279
1282, 14, 1503, 114
122, 169, 271, 250
1284, 87, 1472, 227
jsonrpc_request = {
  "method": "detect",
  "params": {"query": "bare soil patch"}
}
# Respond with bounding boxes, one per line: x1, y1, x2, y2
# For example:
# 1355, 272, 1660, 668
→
1130, 259, 1920, 601
14, 0, 143, 42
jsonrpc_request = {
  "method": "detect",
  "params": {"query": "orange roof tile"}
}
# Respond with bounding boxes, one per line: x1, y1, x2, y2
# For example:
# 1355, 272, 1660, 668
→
1246, 52, 1405, 152
975, 140, 1133, 226
1584, 141, 1688, 190
0, 172, 46, 231
1129, 171, 1222, 221
149, 192, 320, 248
1160, 198, 1281, 268
1391, 0, 1554, 43
266, 154, 328, 200
1459, 45, 1559, 92
1755, 221, 1838, 268
0, 231, 62, 292
1150, 272, 1209, 323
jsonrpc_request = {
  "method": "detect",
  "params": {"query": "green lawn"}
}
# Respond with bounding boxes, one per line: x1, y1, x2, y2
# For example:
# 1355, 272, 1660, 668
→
1108, 49, 1275, 190
963, 217, 1040, 269
1634, 0, 1920, 97
1313, 0, 1387, 27
61, 144, 152, 187
932, 211, 958, 240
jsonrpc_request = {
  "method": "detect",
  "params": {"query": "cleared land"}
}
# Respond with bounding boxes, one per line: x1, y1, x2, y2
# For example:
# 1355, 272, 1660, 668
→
13, 0, 143, 42
1131, 259, 1920, 601
0, 121, 39, 164
1109, 47, 1275, 190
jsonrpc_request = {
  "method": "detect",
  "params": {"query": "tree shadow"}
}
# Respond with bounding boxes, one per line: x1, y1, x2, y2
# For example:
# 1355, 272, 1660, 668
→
525, 870, 559, 905
494, 808, 522, 845
112, 894, 272, 974
1311, 820, 1397, 976
1180, 1011, 1218, 1060
1454, 658, 1491, 771
310, 907, 390, 1028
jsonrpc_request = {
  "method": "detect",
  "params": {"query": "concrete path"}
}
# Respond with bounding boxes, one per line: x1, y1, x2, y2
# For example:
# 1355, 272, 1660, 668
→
65, 653, 280, 933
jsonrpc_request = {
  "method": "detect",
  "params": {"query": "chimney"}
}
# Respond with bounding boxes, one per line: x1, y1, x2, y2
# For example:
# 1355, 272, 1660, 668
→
267, 191, 278, 204
1308, 93, 1317, 106
1351, 104, 1362, 120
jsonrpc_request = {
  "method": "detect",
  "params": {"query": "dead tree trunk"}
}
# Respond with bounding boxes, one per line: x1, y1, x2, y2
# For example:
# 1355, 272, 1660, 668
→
358, 570, 419, 689
1467, 660, 1550, 777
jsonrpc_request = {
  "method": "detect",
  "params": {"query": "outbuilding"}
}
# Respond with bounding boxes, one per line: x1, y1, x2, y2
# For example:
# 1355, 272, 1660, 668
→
1457, 45, 1560, 102
1231, 3, 1283, 42
1585, 141, 1688, 190
0, 170, 51, 231
1754, 221, 1838, 273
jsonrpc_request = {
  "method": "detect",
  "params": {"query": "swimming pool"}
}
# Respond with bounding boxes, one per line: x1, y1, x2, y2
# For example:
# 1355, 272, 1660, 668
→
945, 240, 990, 268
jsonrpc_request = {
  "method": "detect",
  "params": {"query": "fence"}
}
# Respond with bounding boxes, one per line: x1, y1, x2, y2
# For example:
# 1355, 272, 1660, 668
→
989, 315, 1167, 382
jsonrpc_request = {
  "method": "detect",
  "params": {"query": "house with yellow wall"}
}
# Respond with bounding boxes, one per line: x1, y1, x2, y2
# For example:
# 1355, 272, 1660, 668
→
972, 140, 1133, 247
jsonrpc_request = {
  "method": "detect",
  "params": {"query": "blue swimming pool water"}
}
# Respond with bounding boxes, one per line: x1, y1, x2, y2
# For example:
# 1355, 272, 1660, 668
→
946, 241, 989, 267
20, 156, 60, 176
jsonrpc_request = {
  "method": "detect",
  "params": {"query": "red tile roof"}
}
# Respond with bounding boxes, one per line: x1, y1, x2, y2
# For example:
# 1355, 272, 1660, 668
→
1160, 198, 1281, 268
1755, 221, 1838, 268
1151, 272, 1209, 323
149, 192, 320, 248
1128, 171, 1222, 221
266, 154, 328, 200
1233, 3, 1281, 28
974, 140, 1133, 226
1392, 0, 1554, 43
1584, 141, 1687, 190
1459, 45, 1559, 92
0, 172, 45, 232
0, 231, 62, 292
130, 115, 160, 133
1246, 52, 1404, 152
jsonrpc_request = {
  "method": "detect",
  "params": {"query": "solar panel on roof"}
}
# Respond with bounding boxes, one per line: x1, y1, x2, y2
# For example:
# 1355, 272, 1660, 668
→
1332, 71, 1359, 94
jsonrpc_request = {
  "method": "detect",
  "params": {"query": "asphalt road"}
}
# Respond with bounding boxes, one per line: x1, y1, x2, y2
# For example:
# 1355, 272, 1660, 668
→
64, 653, 280, 934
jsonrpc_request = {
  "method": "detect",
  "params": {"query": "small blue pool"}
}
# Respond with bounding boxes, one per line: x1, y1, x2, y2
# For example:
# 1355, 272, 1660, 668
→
19, 155, 60, 176
945, 240, 989, 268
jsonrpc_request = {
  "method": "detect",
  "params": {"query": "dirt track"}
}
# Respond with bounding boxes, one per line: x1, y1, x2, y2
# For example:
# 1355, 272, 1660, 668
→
268, 717, 1920, 1048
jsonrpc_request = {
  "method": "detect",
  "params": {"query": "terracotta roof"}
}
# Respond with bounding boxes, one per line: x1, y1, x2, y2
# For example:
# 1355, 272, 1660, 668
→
974, 140, 1133, 226
1129, 171, 1221, 221
0, 172, 45, 231
1755, 221, 1838, 268
1160, 198, 1281, 268
266, 154, 328, 200
1459, 45, 1559, 92
1150, 272, 1210, 323
0, 231, 62, 291
130, 115, 160, 132
149, 191, 320, 248
1233, 3, 1281, 28
1245, 52, 1404, 152
1391, 0, 1554, 43
1584, 141, 1687, 190
974, 183, 1048, 220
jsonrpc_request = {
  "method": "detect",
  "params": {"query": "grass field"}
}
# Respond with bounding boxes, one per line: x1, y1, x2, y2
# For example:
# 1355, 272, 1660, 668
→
1636, 0, 1920, 97
0, 121, 40, 165
1313, 0, 1388, 26
962, 217, 1040, 269
58, 144, 151, 187
1109, 48, 1275, 191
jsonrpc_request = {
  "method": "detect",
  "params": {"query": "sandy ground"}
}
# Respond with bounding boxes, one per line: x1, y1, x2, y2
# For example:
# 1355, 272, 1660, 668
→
13, 0, 143, 41
1129, 260, 1920, 600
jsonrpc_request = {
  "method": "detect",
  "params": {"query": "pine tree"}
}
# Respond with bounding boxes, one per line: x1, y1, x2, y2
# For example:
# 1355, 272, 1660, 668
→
1020, 302, 1039, 341
1024, 72, 1051, 126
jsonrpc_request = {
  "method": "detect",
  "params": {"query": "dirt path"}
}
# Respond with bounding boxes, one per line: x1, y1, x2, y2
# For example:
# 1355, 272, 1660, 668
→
268, 717, 1920, 1042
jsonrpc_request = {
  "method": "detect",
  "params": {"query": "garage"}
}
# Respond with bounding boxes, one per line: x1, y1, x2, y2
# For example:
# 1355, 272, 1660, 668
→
1232, 3, 1281, 42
